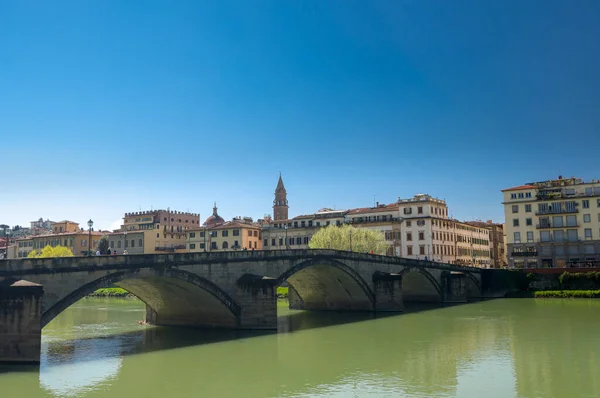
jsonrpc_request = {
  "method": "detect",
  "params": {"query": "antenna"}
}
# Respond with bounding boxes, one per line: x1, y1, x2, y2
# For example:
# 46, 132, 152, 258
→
373, 195, 376, 207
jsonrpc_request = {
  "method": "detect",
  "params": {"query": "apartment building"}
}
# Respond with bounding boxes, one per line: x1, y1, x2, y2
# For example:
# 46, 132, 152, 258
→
261, 208, 347, 250
396, 194, 491, 267
15, 229, 104, 257
464, 221, 506, 268
117, 209, 200, 253
503, 176, 600, 268
187, 217, 262, 252
345, 204, 402, 256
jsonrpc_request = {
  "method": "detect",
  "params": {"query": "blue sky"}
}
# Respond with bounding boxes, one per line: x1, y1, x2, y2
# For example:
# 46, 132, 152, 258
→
1, 0, 599, 231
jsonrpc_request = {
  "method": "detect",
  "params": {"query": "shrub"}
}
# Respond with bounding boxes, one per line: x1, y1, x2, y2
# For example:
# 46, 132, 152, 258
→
534, 290, 600, 298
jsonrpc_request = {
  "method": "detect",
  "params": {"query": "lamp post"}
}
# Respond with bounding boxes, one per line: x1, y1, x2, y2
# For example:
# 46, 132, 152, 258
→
203, 229, 206, 252
87, 219, 93, 256
124, 230, 128, 254
1, 225, 9, 259
284, 224, 288, 250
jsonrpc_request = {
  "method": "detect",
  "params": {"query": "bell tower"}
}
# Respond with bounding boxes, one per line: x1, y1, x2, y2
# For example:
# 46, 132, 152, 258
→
273, 173, 289, 221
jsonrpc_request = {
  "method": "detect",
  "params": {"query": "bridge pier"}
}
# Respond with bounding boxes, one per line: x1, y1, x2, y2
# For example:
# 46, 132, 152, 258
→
444, 272, 468, 303
288, 286, 304, 310
0, 279, 43, 364
373, 272, 404, 311
236, 274, 278, 329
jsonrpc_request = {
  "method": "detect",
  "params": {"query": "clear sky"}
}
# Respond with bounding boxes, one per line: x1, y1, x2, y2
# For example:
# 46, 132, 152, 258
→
1, 0, 599, 231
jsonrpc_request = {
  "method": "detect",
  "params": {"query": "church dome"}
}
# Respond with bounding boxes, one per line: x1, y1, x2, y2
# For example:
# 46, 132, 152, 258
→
203, 203, 225, 227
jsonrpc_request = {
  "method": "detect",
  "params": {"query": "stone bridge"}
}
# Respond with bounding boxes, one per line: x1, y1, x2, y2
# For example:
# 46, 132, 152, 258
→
0, 249, 490, 362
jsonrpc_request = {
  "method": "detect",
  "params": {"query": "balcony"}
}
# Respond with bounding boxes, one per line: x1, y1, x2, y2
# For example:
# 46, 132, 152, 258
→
535, 208, 578, 216
536, 223, 578, 229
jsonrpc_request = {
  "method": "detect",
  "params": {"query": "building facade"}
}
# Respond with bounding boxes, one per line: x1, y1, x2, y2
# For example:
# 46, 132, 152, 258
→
187, 218, 262, 252
15, 230, 104, 258
503, 176, 600, 268
465, 220, 506, 268
117, 209, 200, 254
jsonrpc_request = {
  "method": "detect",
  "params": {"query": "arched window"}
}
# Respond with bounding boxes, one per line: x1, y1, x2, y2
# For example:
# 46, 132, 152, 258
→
222, 241, 229, 249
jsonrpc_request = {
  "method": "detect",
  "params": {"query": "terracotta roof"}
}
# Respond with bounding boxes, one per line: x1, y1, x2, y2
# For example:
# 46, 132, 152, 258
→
347, 204, 399, 215
211, 221, 261, 230
501, 185, 536, 192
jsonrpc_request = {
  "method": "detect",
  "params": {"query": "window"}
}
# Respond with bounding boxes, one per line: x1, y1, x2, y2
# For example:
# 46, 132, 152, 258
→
527, 231, 534, 242
597, 199, 600, 207
211, 242, 217, 249
233, 230, 240, 236
513, 219, 519, 227
554, 230, 564, 242
406, 221, 412, 227
223, 242, 229, 249
552, 216, 563, 227
407, 246, 413, 255
190, 243, 196, 249
131, 239, 135, 248
81, 239, 87, 247
308, 221, 313, 227
540, 231, 551, 242
566, 215, 577, 227
407, 233, 412, 241
301, 221, 305, 227
567, 229, 578, 242
200, 243, 205, 249
418, 207, 423, 214
190, 232, 196, 238
296, 237, 301, 244
418, 232, 424, 240
585, 229, 592, 240
118, 241, 122, 248
271, 238, 276, 246
512, 205, 519, 213
526, 218, 532, 226
525, 192, 532, 198
139, 239, 143, 247
419, 245, 425, 255
222, 230, 228, 237
210, 231, 217, 237
525, 204, 532, 212
583, 200, 590, 209
253, 230, 258, 237
200, 232, 205, 237
234, 240, 239, 248
511, 193, 516, 199
513, 232, 521, 243
584, 214, 591, 223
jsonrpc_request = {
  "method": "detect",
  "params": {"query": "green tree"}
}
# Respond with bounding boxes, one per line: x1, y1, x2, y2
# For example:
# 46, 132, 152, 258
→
97, 236, 110, 254
28, 245, 74, 258
308, 224, 388, 255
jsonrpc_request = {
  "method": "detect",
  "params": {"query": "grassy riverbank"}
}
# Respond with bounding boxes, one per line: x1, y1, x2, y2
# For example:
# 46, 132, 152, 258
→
277, 286, 288, 299
534, 290, 600, 298
89, 288, 133, 297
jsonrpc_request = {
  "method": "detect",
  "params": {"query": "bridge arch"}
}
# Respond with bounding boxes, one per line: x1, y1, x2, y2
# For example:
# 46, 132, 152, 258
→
275, 257, 375, 311
400, 267, 444, 303
42, 268, 241, 328
463, 271, 482, 299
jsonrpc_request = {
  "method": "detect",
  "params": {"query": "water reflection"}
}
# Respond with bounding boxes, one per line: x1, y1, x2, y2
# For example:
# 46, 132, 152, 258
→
1, 298, 599, 398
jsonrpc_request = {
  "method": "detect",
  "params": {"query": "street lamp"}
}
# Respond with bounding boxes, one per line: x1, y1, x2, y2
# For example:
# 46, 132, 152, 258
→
124, 230, 128, 254
87, 219, 93, 256
1, 225, 9, 259
284, 224, 288, 250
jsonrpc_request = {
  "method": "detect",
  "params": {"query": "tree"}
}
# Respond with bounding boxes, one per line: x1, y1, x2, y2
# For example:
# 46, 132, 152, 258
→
28, 245, 74, 258
97, 236, 110, 254
308, 224, 388, 255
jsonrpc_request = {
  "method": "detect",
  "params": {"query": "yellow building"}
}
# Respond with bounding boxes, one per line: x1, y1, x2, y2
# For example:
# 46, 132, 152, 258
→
52, 220, 80, 234
115, 209, 200, 254
187, 218, 262, 252
16, 229, 104, 257
502, 176, 600, 268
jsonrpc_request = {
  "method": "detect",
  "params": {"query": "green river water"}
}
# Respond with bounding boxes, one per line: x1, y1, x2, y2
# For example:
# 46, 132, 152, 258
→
1, 298, 599, 398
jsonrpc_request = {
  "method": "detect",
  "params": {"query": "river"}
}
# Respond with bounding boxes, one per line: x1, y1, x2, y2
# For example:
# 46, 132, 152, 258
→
1, 298, 599, 398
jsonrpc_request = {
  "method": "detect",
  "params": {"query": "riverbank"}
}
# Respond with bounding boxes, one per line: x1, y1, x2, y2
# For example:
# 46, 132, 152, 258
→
534, 290, 600, 298
88, 288, 134, 297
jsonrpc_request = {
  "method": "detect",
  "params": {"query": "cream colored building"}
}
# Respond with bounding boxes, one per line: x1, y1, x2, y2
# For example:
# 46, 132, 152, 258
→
345, 204, 402, 256
115, 209, 200, 254
186, 218, 262, 252
395, 194, 491, 267
502, 176, 600, 268
15, 229, 104, 257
